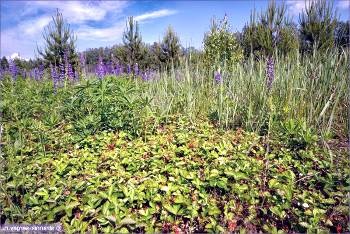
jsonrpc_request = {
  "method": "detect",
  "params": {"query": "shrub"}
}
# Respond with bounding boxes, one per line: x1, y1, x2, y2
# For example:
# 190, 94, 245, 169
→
203, 15, 243, 71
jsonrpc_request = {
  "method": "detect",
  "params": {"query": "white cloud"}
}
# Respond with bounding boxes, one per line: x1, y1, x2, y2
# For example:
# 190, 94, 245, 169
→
337, 0, 350, 9
287, 0, 348, 16
286, 0, 312, 16
28, 1, 128, 23
76, 23, 125, 42
76, 9, 178, 42
20, 16, 52, 36
134, 9, 177, 22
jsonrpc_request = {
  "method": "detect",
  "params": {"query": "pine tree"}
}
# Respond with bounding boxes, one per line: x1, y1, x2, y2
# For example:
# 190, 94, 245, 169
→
160, 26, 182, 67
242, 1, 299, 58
299, 0, 337, 53
122, 16, 143, 68
38, 9, 77, 68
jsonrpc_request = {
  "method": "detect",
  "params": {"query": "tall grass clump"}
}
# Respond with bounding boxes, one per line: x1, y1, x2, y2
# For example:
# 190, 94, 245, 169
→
141, 48, 349, 141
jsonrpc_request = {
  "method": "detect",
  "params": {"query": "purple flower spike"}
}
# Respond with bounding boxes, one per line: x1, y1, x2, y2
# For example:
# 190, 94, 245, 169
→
67, 63, 74, 80
59, 62, 65, 81
141, 69, 154, 81
38, 64, 44, 80
134, 63, 139, 76
8, 59, 18, 80
127, 64, 131, 74
96, 55, 105, 79
266, 56, 274, 91
214, 70, 222, 83
113, 63, 120, 75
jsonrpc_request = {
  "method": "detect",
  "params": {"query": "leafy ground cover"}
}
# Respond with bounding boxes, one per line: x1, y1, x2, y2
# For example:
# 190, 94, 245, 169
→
1, 111, 348, 233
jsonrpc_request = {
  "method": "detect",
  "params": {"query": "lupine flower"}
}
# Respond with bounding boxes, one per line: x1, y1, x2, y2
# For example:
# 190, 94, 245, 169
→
141, 69, 155, 81
33, 68, 40, 80
112, 63, 119, 75
214, 70, 222, 83
127, 64, 131, 74
38, 64, 44, 80
141, 71, 149, 80
266, 56, 275, 91
118, 64, 124, 74
8, 59, 17, 79
67, 63, 74, 80
59, 62, 65, 81
63, 50, 74, 80
96, 55, 105, 79
50, 64, 58, 80
134, 63, 139, 76
106, 61, 113, 75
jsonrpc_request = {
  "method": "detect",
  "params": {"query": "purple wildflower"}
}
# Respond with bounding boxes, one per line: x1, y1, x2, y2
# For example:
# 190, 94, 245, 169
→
266, 56, 275, 91
214, 70, 222, 83
8, 59, 17, 80
141, 69, 155, 81
96, 55, 105, 79
134, 63, 139, 76
59, 62, 65, 81
112, 63, 119, 75
127, 64, 131, 74
118, 64, 124, 74
63, 49, 74, 80
33, 68, 39, 80
38, 64, 44, 80
106, 61, 113, 75
67, 63, 74, 80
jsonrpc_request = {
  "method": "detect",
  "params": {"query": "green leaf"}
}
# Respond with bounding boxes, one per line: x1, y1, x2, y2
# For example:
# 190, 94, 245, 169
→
163, 204, 181, 215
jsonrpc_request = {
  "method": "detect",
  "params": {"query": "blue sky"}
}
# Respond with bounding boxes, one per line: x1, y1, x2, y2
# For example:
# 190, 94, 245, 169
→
1, 0, 349, 59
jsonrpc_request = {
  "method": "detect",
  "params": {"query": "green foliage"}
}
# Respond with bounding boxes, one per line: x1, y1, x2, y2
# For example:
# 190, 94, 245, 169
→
38, 9, 78, 68
203, 15, 243, 71
64, 76, 148, 140
242, 1, 299, 58
122, 16, 143, 68
299, 0, 337, 53
1, 115, 348, 232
